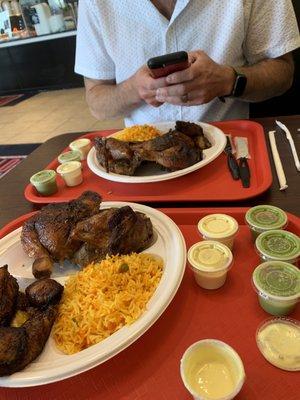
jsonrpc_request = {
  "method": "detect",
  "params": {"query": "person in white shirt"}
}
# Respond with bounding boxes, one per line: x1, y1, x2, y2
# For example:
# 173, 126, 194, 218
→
75, 0, 300, 126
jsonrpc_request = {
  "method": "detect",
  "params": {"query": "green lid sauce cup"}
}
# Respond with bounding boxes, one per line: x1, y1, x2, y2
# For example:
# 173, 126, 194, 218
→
30, 170, 58, 196
252, 261, 300, 316
58, 150, 82, 164
245, 205, 288, 241
255, 230, 300, 265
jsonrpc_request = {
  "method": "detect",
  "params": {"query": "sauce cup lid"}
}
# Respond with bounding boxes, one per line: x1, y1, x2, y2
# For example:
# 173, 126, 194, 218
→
69, 138, 91, 149
198, 214, 238, 239
256, 317, 300, 371
188, 241, 233, 272
56, 161, 81, 175
252, 261, 300, 301
245, 205, 287, 230
30, 169, 56, 185
255, 230, 300, 261
58, 150, 81, 163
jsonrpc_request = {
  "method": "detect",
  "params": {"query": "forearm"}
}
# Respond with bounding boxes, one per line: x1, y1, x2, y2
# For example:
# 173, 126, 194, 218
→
85, 78, 141, 120
238, 55, 294, 102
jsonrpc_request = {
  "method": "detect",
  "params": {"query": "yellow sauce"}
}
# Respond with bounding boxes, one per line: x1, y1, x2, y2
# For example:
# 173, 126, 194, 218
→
190, 361, 235, 399
257, 322, 300, 371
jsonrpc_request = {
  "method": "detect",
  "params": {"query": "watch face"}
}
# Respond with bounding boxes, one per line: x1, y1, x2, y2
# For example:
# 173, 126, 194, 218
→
234, 74, 247, 97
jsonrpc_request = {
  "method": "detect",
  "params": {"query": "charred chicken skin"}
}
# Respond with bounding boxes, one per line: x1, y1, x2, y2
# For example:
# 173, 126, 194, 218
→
21, 192, 154, 278
0, 265, 19, 326
94, 120, 211, 175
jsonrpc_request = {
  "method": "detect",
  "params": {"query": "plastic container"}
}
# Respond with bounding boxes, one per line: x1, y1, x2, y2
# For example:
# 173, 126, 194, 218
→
69, 138, 91, 160
56, 161, 83, 187
180, 339, 245, 400
255, 230, 300, 265
188, 241, 233, 289
58, 150, 81, 164
256, 318, 300, 371
252, 261, 300, 316
30, 170, 58, 196
197, 214, 238, 250
245, 205, 288, 241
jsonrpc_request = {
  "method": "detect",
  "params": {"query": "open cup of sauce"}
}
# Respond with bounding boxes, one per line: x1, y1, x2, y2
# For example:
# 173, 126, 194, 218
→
69, 138, 91, 160
56, 161, 83, 187
245, 205, 288, 241
255, 230, 300, 265
188, 241, 233, 290
256, 318, 300, 371
197, 214, 238, 250
58, 150, 82, 164
252, 261, 300, 316
180, 339, 246, 400
30, 170, 58, 196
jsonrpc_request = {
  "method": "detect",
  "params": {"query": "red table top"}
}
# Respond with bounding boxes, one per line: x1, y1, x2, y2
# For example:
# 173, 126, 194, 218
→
0, 207, 299, 399
24, 120, 272, 204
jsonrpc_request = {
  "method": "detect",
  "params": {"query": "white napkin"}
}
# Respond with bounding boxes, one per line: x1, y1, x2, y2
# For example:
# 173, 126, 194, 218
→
276, 120, 300, 171
268, 131, 288, 191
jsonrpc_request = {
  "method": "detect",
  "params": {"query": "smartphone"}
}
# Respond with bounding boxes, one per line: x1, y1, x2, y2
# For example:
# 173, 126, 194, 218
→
147, 51, 189, 78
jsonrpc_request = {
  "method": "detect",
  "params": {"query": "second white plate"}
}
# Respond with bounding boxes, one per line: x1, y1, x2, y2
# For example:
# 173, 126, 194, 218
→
87, 121, 226, 183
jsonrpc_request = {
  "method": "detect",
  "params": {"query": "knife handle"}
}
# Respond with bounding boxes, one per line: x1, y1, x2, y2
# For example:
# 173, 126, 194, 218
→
227, 153, 240, 180
239, 157, 250, 188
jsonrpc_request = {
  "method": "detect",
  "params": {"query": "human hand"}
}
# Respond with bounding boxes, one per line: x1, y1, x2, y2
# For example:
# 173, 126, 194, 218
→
155, 51, 235, 106
130, 65, 168, 107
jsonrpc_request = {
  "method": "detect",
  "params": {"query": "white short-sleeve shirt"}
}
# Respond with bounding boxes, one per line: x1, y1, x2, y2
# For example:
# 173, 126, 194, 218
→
75, 0, 300, 126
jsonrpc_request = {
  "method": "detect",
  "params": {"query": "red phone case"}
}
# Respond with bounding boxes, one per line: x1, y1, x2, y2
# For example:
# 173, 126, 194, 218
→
150, 59, 189, 78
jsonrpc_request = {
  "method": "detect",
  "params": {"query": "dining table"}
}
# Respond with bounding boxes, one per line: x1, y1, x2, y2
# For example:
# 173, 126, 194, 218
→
0, 115, 299, 400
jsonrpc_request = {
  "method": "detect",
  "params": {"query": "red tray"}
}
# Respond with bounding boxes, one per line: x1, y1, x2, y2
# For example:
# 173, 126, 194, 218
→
0, 207, 299, 399
24, 120, 272, 204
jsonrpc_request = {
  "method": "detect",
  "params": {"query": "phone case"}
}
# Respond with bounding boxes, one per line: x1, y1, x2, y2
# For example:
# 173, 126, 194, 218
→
147, 51, 189, 78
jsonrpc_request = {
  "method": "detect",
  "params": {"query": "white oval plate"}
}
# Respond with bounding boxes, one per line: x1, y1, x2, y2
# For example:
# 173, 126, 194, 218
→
0, 202, 186, 387
87, 121, 226, 183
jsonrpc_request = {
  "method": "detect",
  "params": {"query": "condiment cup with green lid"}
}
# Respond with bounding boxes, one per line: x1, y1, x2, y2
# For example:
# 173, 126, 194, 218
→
252, 261, 300, 316
255, 229, 300, 265
245, 205, 288, 241
56, 161, 83, 187
188, 240, 233, 289
30, 170, 58, 196
197, 214, 239, 250
58, 150, 82, 164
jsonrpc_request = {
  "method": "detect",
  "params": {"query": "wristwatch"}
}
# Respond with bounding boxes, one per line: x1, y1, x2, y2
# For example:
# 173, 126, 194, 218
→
228, 68, 247, 97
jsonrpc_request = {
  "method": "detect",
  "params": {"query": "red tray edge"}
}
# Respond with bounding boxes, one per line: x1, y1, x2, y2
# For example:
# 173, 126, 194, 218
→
24, 121, 273, 204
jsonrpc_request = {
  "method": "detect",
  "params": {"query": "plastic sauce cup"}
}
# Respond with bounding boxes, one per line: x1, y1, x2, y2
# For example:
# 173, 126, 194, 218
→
56, 161, 83, 187
188, 241, 233, 289
58, 150, 82, 164
30, 170, 58, 196
255, 230, 300, 265
180, 339, 245, 400
252, 261, 300, 316
69, 138, 91, 160
245, 205, 288, 241
197, 214, 239, 250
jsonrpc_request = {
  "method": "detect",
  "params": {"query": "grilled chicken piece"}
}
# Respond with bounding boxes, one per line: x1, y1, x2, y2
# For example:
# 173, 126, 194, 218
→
175, 120, 212, 150
0, 306, 57, 376
94, 137, 141, 175
131, 130, 202, 171
21, 191, 102, 278
0, 265, 19, 326
71, 206, 154, 266
25, 279, 63, 308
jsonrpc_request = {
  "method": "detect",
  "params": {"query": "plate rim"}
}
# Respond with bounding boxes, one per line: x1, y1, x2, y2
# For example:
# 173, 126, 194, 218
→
87, 121, 226, 183
0, 201, 186, 387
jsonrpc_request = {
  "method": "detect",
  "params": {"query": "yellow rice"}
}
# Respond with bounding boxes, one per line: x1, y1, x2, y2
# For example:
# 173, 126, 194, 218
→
53, 253, 163, 354
114, 124, 161, 141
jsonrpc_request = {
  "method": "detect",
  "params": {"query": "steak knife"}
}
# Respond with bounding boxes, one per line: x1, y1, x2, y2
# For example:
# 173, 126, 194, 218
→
224, 136, 239, 180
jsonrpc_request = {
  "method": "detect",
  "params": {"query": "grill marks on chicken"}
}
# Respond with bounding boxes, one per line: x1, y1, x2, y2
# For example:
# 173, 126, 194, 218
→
21, 192, 154, 278
21, 191, 102, 278
94, 120, 212, 175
